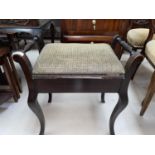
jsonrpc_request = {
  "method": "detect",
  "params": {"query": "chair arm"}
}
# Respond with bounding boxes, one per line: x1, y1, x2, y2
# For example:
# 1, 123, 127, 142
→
112, 35, 135, 56
12, 52, 33, 92
125, 52, 144, 79
118, 52, 144, 94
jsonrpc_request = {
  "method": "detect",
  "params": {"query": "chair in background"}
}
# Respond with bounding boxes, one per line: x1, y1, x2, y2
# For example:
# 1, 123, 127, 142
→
0, 47, 21, 103
140, 39, 155, 116
126, 20, 154, 81
127, 19, 154, 53
126, 20, 155, 116
0, 31, 38, 104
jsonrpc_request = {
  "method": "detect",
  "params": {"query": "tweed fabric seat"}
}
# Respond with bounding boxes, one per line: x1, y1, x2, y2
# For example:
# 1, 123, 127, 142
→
127, 28, 155, 48
33, 43, 125, 77
145, 40, 155, 65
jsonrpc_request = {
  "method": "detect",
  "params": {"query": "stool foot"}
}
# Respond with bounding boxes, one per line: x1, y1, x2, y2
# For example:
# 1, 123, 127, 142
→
28, 92, 45, 135
101, 93, 105, 103
48, 93, 52, 103
110, 92, 128, 135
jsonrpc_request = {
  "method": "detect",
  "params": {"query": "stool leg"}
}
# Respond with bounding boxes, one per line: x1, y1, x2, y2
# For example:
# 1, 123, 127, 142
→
28, 92, 45, 135
110, 92, 128, 135
8, 55, 22, 93
101, 93, 105, 103
3, 57, 20, 101
140, 71, 155, 116
48, 93, 52, 103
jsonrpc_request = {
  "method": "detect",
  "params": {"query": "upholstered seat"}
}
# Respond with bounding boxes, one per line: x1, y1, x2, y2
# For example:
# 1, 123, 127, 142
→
145, 40, 155, 65
33, 43, 125, 76
127, 28, 155, 48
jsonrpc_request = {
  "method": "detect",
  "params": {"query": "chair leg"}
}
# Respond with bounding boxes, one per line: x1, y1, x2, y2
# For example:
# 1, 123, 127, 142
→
131, 57, 144, 80
140, 71, 155, 116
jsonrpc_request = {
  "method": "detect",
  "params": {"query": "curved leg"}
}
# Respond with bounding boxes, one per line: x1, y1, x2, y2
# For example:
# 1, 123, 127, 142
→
131, 58, 144, 80
28, 92, 45, 135
101, 93, 105, 103
48, 93, 52, 103
140, 71, 155, 116
110, 92, 128, 135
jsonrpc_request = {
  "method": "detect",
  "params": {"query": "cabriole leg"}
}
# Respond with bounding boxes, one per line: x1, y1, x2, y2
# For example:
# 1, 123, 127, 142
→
28, 92, 45, 135
48, 93, 52, 103
109, 92, 128, 135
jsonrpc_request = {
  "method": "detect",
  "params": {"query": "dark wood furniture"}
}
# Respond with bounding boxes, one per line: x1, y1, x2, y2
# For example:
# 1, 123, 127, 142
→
0, 47, 21, 103
124, 20, 155, 116
140, 71, 155, 116
0, 19, 55, 50
0, 20, 52, 36
13, 35, 143, 135
126, 20, 154, 80
139, 32, 155, 116
126, 19, 154, 51
61, 19, 128, 58
0, 20, 38, 50
61, 19, 128, 43
0, 20, 55, 104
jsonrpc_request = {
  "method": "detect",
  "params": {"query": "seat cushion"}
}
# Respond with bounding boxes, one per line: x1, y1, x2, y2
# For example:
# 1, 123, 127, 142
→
127, 28, 150, 48
145, 40, 155, 65
33, 43, 125, 76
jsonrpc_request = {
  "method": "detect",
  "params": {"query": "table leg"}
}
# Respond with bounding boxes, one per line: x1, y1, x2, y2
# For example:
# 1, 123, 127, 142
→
28, 92, 45, 135
109, 92, 128, 135
8, 55, 22, 93
3, 57, 20, 101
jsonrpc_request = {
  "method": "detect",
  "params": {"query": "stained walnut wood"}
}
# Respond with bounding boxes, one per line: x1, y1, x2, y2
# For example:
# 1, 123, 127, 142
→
13, 35, 143, 135
140, 71, 155, 116
0, 20, 39, 27
127, 20, 155, 116
0, 47, 21, 103
61, 19, 128, 43
61, 19, 128, 58
127, 19, 154, 52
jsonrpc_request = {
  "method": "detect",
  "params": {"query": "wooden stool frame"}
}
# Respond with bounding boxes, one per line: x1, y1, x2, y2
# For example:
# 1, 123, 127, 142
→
13, 35, 143, 135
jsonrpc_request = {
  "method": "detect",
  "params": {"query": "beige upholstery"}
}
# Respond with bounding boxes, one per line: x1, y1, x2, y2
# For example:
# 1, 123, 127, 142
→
127, 28, 155, 48
33, 43, 125, 76
145, 40, 155, 65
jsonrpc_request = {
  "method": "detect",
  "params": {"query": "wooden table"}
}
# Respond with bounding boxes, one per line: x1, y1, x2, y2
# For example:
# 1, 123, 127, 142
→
0, 47, 21, 104
0, 19, 54, 51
